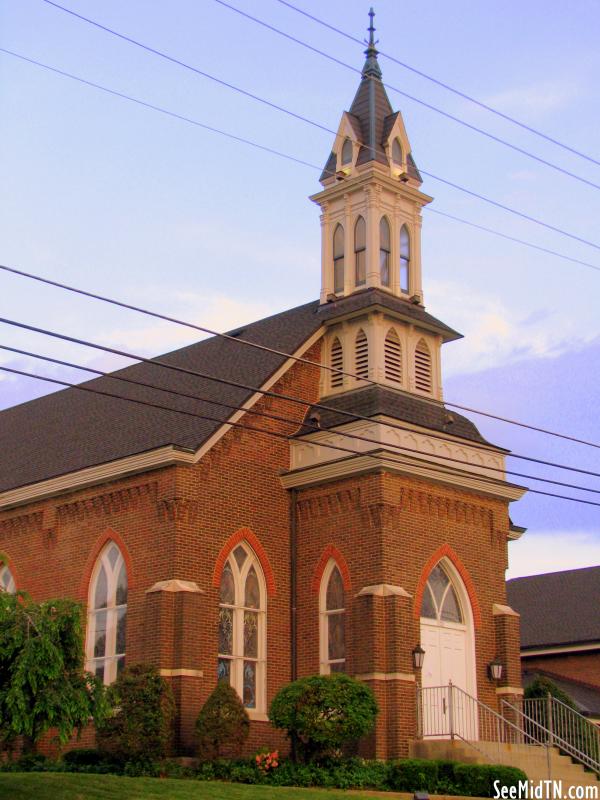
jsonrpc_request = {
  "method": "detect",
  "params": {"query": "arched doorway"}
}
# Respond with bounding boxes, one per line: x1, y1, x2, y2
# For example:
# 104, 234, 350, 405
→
420, 559, 476, 737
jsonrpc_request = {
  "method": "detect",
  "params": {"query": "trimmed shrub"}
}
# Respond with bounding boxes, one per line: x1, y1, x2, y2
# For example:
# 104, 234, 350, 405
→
269, 674, 378, 762
96, 663, 175, 765
195, 681, 250, 760
388, 758, 440, 792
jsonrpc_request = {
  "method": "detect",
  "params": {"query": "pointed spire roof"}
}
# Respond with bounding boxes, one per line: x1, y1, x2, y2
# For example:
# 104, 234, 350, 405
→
320, 9, 422, 182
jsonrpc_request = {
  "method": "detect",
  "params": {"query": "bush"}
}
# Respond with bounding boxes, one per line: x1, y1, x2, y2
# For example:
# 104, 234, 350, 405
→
388, 758, 440, 792
195, 681, 250, 760
269, 674, 378, 762
96, 663, 175, 765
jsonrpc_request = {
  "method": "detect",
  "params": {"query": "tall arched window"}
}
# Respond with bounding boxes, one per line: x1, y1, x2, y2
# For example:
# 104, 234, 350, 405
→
218, 542, 266, 711
333, 223, 345, 294
392, 137, 403, 165
400, 225, 410, 294
355, 328, 369, 380
354, 216, 366, 287
320, 560, 345, 674
86, 542, 127, 684
380, 217, 391, 287
414, 338, 432, 394
0, 565, 15, 594
330, 337, 344, 389
421, 563, 463, 623
341, 138, 353, 165
384, 328, 402, 384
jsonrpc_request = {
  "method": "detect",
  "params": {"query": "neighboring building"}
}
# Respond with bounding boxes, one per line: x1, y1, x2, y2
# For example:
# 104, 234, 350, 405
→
0, 15, 526, 757
507, 566, 600, 723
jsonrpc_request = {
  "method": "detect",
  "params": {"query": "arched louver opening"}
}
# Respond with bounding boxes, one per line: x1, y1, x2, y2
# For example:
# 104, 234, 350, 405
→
380, 216, 391, 288
330, 337, 344, 389
341, 137, 353, 165
392, 137, 403, 165
333, 223, 345, 294
354, 216, 366, 287
355, 329, 369, 380
400, 225, 410, 294
384, 328, 402, 384
415, 339, 432, 394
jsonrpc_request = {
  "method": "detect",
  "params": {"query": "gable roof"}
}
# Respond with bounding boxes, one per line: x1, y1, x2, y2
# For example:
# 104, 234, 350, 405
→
507, 566, 600, 649
0, 300, 322, 494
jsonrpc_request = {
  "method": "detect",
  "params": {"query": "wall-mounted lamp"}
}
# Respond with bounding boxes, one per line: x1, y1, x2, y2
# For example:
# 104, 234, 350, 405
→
412, 644, 426, 671
488, 658, 503, 682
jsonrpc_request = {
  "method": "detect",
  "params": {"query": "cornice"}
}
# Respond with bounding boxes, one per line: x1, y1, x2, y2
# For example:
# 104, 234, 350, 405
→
310, 166, 433, 208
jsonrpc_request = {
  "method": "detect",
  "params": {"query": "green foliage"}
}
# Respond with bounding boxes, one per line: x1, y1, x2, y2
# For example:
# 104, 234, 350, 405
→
524, 675, 577, 708
0, 592, 106, 750
96, 664, 175, 765
269, 674, 378, 762
195, 681, 250, 760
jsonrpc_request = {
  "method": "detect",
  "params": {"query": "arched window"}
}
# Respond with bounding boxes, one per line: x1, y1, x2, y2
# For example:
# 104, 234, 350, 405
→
384, 328, 402, 384
380, 217, 391, 287
333, 223, 345, 294
355, 329, 369, 380
218, 542, 266, 711
86, 542, 127, 684
0, 565, 15, 594
392, 137, 403, 165
341, 138, 353, 165
320, 561, 345, 674
414, 338, 432, 394
400, 225, 410, 294
421, 563, 463, 624
330, 337, 344, 389
354, 216, 366, 287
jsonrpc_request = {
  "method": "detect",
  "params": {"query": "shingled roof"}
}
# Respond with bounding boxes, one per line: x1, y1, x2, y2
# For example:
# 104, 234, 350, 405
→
507, 566, 600, 649
0, 300, 322, 494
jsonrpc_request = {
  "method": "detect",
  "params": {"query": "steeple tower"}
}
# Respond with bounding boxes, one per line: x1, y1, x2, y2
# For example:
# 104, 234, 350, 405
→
311, 10, 459, 403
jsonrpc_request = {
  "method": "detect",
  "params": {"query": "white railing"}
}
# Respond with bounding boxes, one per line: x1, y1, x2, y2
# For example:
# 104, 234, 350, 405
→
507, 694, 600, 775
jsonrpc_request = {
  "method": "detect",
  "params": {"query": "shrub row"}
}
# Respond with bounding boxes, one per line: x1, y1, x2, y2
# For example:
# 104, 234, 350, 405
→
0, 752, 527, 797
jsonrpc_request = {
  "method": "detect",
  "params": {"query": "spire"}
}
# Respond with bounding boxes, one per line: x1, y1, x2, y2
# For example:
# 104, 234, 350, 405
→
362, 8, 382, 79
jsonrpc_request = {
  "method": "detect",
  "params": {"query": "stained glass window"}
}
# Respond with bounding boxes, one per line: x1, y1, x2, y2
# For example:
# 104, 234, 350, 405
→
320, 561, 346, 674
217, 542, 266, 712
420, 562, 464, 624
0, 565, 16, 594
86, 542, 127, 684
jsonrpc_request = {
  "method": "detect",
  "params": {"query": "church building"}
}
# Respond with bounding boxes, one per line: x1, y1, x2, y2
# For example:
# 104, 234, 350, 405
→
0, 14, 526, 758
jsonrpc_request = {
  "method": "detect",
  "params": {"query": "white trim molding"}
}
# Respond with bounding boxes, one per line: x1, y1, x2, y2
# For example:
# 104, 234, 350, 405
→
355, 672, 416, 683
160, 668, 204, 678
358, 584, 411, 598
496, 686, 524, 696
492, 603, 519, 617
146, 579, 204, 594
521, 642, 600, 657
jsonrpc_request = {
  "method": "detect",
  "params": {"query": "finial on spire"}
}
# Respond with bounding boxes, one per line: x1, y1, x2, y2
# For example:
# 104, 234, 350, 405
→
362, 7, 382, 79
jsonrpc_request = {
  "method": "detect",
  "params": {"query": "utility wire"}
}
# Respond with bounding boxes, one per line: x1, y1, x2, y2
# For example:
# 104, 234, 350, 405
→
275, 0, 600, 168
212, 0, 600, 193
1, 314, 599, 482
4, 44, 600, 268
4, 343, 599, 497
1, 261, 599, 451
2, 361, 599, 508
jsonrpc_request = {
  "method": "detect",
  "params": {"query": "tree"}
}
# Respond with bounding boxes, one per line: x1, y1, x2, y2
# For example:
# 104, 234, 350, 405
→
0, 587, 106, 751
195, 680, 250, 760
269, 674, 378, 762
96, 664, 175, 764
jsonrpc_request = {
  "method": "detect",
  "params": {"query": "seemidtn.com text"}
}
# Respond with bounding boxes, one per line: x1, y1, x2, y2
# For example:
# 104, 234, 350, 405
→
494, 781, 598, 800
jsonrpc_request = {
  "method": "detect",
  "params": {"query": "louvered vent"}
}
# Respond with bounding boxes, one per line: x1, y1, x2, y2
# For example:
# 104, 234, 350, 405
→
414, 339, 432, 393
384, 329, 402, 384
330, 338, 344, 388
355, 330, 369, 380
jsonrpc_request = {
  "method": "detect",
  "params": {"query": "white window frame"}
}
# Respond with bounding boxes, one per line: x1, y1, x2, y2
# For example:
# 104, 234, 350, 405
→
85, 542, 127, 685
319, 558, 346, 675
218, 542, 267, 718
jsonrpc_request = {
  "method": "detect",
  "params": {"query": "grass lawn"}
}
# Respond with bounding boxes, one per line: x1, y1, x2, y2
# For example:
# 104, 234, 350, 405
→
0, 773, 415, 800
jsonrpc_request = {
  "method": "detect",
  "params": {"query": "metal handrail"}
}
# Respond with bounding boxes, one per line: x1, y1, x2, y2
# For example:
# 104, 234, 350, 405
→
509, 694, 600, 775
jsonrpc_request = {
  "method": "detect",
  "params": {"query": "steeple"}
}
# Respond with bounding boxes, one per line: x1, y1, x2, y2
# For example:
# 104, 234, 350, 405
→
362, 8, 382, 79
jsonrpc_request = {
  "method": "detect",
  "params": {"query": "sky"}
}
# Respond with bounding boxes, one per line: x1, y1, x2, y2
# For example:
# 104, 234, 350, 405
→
0, 0, 599, 579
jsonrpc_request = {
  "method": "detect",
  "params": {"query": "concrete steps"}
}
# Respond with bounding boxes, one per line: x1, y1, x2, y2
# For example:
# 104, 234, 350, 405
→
410, 739, 600, 793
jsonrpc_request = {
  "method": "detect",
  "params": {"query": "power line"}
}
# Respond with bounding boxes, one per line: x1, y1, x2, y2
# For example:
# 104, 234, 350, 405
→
3, 343, 598, 498
1, 313, 599, 482
212, 0, 600, 193
1, 261, 599, 452
4, 44, 600, 270
275, 0, 600, 169
1, 360, 599, 509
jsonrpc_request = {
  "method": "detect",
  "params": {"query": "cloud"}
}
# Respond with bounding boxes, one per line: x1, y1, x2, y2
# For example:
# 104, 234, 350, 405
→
508, 530, 600, 579
484, 81, 580, 118
427, 280, 595, 376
